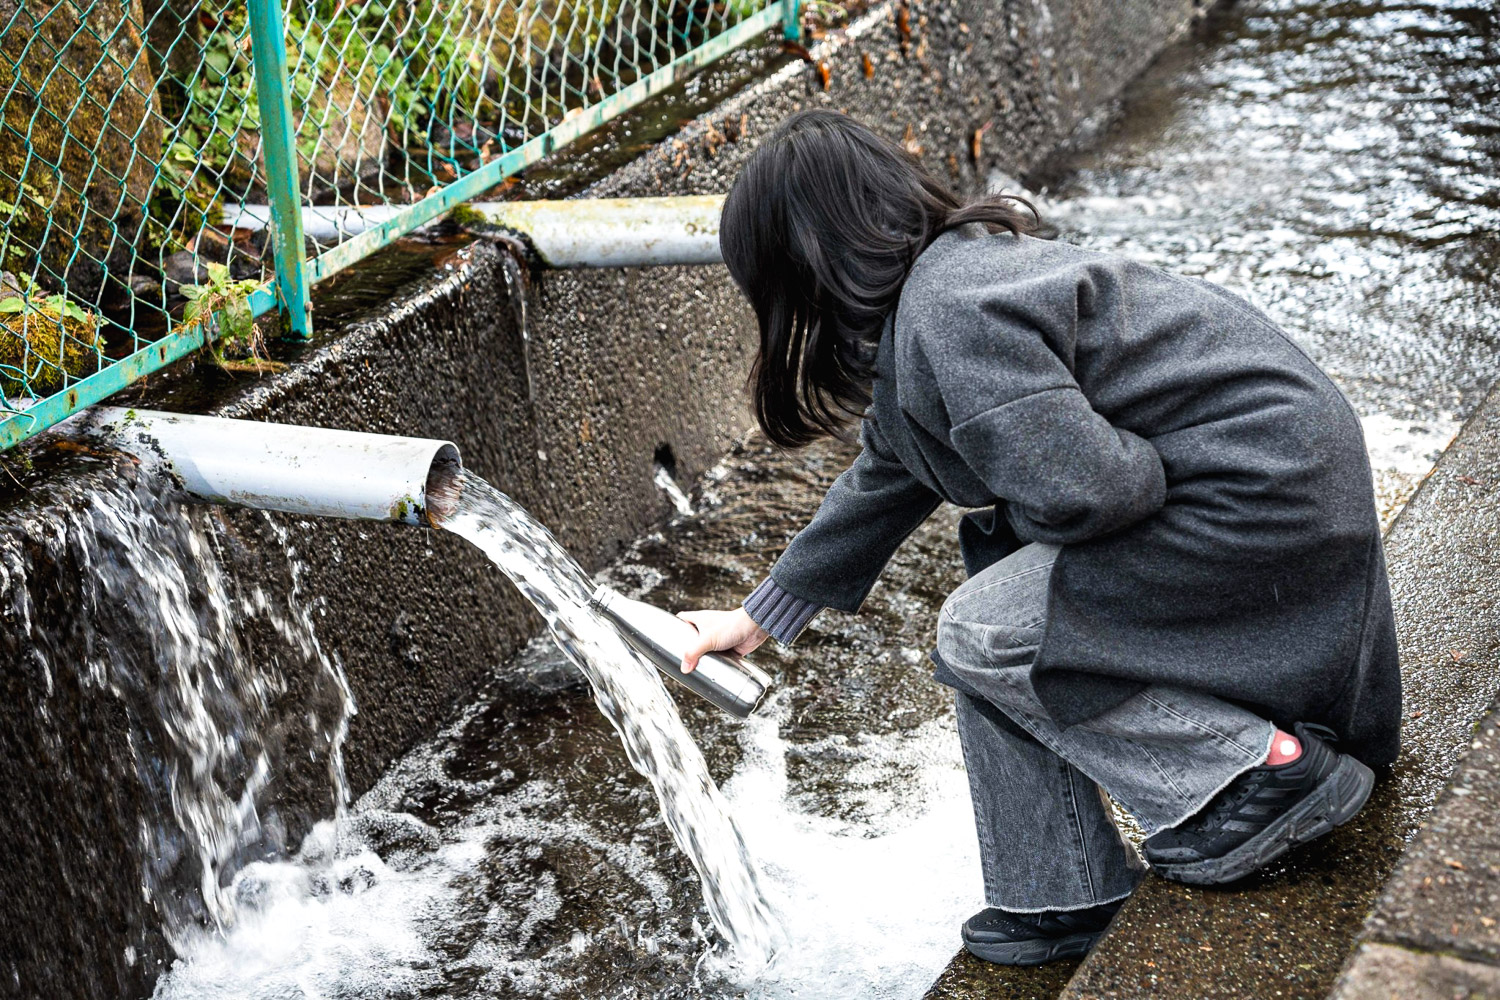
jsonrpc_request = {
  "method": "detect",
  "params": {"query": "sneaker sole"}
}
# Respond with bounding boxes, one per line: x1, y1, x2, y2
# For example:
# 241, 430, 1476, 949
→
962, 929, 1104, 967
1152, 753, 1376, 887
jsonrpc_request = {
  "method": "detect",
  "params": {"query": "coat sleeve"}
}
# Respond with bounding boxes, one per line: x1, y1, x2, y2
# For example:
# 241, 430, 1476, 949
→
742, 416, 942, 644
913, 298, 1166, 546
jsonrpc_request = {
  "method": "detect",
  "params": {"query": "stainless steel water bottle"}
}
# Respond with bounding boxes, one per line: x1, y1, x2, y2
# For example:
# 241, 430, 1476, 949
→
589, 585, 773, 718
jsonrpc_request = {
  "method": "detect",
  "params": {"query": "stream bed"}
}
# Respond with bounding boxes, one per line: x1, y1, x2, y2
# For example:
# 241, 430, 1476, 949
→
1030, 0, 1499, 527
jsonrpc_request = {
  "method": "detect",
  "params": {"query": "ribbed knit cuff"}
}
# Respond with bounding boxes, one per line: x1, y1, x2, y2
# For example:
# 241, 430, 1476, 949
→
742, 577, 822, 645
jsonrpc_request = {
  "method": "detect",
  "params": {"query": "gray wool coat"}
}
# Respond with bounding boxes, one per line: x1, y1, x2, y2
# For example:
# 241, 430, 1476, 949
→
743, 227, 1402, 767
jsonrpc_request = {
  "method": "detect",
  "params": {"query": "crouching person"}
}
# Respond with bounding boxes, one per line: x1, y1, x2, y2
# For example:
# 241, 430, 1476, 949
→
678, 110, 1400, 966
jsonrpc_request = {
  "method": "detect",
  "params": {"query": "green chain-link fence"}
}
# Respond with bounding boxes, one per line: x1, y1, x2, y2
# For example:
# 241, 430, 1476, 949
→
0, 0, 799, 452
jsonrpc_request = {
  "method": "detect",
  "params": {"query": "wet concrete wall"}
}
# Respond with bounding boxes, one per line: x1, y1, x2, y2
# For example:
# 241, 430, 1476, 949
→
0, 1, 1208, 996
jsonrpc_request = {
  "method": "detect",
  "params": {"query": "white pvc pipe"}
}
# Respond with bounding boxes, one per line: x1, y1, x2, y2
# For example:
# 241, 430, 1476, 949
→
222, 203, 406, 242
221, 195, 726, 268
75, 407, 461, 525
470, 195, 724, 268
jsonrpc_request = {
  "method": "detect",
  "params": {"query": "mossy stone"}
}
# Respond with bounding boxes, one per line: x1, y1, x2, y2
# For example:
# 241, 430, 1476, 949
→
0, 307, 102, 397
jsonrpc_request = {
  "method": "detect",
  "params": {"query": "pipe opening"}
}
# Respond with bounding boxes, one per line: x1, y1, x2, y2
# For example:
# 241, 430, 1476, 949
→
652, 442, 677, 480
425, 444, 464, 526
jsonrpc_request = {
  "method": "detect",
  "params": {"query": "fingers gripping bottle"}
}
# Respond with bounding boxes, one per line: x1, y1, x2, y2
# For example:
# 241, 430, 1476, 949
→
589, 586, 772, 718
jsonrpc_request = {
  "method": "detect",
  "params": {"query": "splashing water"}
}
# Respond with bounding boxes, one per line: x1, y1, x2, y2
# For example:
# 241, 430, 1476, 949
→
152, 468, 782, 998
0, 463, 351, 961
429, 469, 781, 966
654, 464, 696, 517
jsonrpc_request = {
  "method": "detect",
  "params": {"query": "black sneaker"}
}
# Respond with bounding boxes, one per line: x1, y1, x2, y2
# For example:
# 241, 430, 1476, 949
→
961, 899, 1123, 966
1142, 722, 1375, 886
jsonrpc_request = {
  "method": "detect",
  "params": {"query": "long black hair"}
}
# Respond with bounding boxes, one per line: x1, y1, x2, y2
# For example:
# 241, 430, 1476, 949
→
720, 109, 1038, 448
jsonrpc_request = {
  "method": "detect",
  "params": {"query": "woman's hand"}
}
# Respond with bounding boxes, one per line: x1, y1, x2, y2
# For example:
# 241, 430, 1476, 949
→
675, 607, 769, 673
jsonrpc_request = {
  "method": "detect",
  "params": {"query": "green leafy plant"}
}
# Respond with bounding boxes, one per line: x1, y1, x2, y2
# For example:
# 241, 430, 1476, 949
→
180, 262, 283, 373
291, 0, 513, 150
148, 3, 252, 245
0, 293, 96, 326
152, 0, 495, 221
149, 0, 628, 238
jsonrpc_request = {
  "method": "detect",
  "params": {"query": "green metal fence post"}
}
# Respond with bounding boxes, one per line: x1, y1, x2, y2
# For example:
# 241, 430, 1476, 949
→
248, 0, 312, 339
783, 0, 802, 41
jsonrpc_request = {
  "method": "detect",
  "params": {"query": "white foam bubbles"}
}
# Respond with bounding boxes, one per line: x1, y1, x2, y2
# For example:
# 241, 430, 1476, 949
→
713, 702, 982, 999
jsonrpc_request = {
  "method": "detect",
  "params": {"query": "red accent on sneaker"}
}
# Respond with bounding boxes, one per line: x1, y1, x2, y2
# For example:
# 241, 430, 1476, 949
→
1266, 728, 1303, 766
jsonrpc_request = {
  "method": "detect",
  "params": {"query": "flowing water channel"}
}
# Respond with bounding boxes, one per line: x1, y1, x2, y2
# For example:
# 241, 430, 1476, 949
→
163, 4, 1484, 997
1029, 0, 1500, 527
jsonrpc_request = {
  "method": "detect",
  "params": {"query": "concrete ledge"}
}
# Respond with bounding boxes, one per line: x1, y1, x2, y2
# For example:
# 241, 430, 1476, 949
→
1330, 944, 1500, 1000
1327, 701, 1500, 995
1059, 380, 1500, 999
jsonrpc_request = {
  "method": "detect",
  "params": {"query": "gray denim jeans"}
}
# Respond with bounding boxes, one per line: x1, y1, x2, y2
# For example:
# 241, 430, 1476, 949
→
936, 542, 1275, 913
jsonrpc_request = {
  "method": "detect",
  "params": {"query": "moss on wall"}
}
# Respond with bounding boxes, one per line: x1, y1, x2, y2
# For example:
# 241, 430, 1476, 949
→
0, 0, 165, 304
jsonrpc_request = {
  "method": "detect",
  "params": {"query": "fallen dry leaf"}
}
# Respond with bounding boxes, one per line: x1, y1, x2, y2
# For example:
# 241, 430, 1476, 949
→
780, 40, 813, 62
862, 52, 875, 78
902, 123, 923, 157
1445, 858, 1467, 871
971, 118, 993, 164
50, 440, 113, 458
703, 119, 725, 157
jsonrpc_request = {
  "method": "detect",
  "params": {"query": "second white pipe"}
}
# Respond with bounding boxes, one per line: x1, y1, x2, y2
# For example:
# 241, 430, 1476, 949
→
222, 195, 726, 268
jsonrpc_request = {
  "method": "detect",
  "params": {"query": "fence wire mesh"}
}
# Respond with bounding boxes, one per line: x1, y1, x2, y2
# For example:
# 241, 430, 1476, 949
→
0, 1, 272, 416
282, 0, 773, 210
0, 0, 789, 450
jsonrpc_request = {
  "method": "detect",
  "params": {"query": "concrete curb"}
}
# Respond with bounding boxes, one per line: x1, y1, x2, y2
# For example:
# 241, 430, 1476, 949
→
1329, 698, 1500, 997
1330, 943, 1500, 1000
1056, 379, 1500, 999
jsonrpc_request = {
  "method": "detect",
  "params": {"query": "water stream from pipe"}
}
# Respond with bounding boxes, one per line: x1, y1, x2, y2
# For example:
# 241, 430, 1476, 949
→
427, 469, 780, 965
